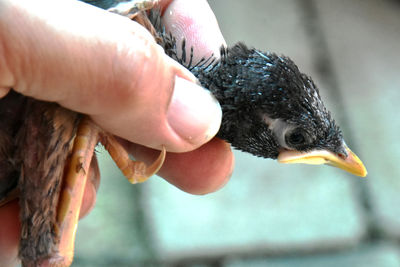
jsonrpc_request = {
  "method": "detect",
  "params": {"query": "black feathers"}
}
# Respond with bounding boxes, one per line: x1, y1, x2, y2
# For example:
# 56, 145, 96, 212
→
133, 7, 347, 160
184, 43, 343, 158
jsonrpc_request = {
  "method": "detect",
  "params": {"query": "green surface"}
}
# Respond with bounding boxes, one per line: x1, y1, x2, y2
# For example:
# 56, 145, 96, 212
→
227, 243, 400, 267
145, 152, 364, 260
315, 0, 400, 238
73, 148, 156, 266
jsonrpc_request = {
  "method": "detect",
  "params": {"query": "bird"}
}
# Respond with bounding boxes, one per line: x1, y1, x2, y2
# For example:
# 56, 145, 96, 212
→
0, 1, 367, 266
105, 0, 366, 176
147, 7, 367, 177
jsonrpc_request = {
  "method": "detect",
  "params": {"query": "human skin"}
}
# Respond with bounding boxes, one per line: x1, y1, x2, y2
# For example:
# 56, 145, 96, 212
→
0, 0, 234, 264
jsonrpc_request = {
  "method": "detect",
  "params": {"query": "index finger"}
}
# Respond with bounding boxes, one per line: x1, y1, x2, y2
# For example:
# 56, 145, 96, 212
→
130, 0, 232, 194
160, 0, 226, 63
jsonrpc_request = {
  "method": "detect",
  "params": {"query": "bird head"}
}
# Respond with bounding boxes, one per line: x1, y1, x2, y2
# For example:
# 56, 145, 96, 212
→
193, 43, 367, 177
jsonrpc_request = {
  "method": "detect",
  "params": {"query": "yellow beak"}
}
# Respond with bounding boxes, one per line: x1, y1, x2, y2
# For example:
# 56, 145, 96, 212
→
277, 145, 367, 177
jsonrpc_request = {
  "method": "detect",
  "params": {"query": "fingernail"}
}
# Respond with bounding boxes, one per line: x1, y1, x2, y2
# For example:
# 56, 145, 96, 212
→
167, 76, 222, 146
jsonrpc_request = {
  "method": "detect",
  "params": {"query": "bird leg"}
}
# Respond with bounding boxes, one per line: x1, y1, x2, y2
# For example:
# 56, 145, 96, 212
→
52, 117, 99, 267
51, 117, 165, 266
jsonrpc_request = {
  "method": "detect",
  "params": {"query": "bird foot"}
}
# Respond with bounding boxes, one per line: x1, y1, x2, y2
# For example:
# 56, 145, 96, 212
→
100, 133, 166, 184
107, 0, 158, 19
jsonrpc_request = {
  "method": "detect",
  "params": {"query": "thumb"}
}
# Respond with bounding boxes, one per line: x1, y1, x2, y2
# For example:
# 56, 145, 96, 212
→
0, 0, 221, 152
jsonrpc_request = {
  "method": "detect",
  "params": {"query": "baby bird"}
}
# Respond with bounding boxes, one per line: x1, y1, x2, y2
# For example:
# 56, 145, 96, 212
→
151, 12, 367, 176
89, 0, 367, 176
191, 43, 366, 176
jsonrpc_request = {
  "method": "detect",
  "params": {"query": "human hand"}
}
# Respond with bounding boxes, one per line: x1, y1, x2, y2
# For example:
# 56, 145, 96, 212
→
0, 0, 233, 264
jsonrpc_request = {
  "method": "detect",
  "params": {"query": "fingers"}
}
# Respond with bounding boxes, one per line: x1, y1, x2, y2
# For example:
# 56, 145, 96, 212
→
79, 156, 100, 219
148, 0, 232, 193
161, 0, 227, 63
0, 0, 221, 152
0, 0, 233, 195
0, 200, 20, 266
0, 87, 9, 98
126, 138, 234, 195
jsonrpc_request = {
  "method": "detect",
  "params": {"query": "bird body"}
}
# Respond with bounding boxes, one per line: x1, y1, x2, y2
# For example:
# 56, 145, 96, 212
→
0, 91, 80, 266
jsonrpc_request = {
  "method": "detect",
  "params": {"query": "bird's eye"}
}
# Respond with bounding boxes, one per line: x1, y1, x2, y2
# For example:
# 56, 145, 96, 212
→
286, 129, 307, 146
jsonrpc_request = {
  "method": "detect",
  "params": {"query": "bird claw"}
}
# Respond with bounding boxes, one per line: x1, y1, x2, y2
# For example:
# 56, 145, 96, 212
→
99, 133, 166, 184
126, 146, 166, 184
107, 0, 158, 19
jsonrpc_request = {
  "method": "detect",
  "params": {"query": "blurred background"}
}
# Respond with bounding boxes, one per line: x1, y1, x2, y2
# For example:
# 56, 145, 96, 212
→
74, 0, 400, 266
